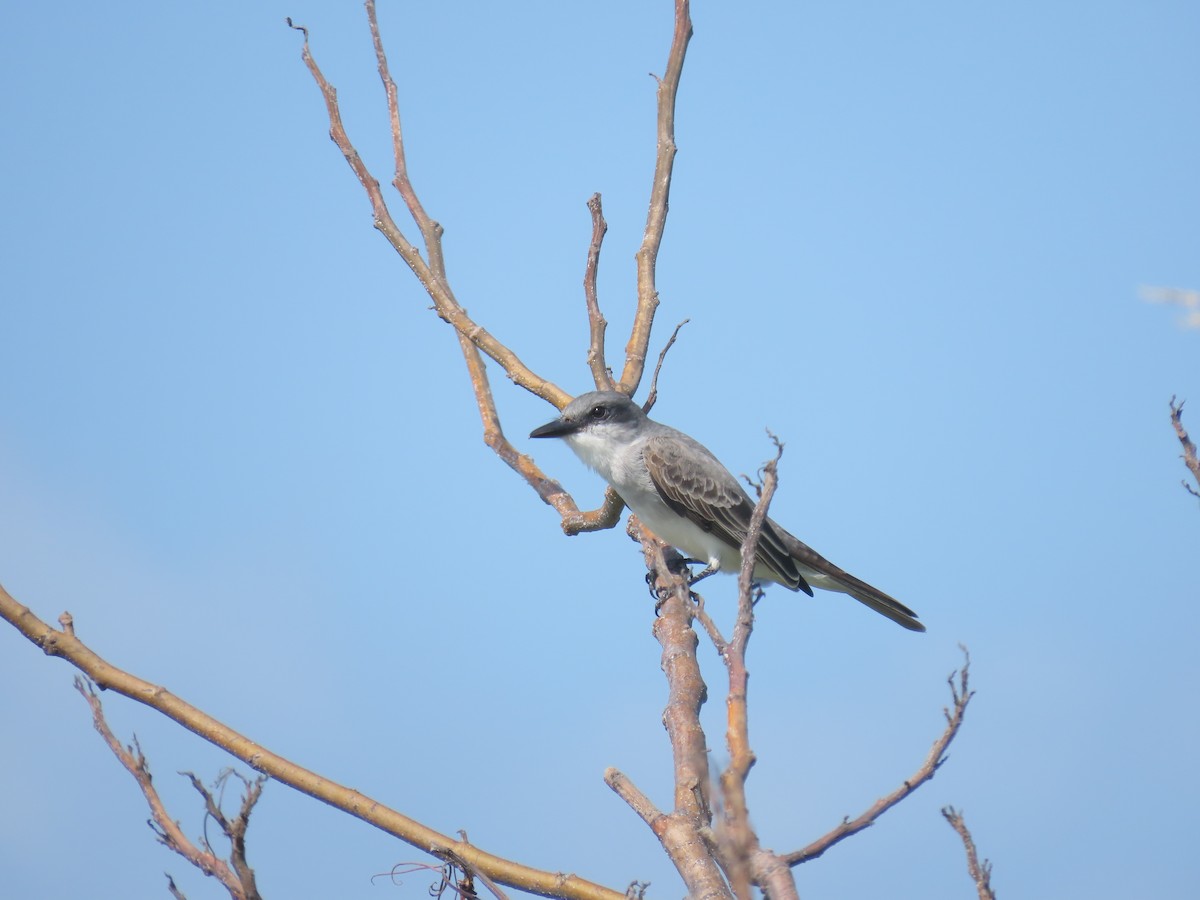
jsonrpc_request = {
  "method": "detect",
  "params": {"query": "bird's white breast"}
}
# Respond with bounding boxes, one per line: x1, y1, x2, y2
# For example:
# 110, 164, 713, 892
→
566, 431, 741, 571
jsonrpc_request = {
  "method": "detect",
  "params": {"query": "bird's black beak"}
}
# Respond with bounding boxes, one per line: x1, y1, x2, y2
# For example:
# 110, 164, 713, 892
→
530, 416, 576, 439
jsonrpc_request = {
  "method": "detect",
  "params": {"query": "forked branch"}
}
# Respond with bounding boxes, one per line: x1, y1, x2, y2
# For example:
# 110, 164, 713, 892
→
287, 1, 692, 537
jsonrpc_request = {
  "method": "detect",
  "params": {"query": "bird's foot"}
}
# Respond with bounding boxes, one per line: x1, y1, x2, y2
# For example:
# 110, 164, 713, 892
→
683, 559, 720, 586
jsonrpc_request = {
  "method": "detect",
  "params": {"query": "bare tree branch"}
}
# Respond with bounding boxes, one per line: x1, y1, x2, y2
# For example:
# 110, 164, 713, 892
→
619, 0, 694, 396
361, 0, 619, 537
285, 14, 564, 408
715, 438, 795, 900
73, 678, 262, 900
1169, 396, 1200, 499
583, 193, 615, 392
942, 806, 997, 900
641, 319, 690, 416
785, 647, 974, 865
288, 5, 688, 540
1, 587, 623, 900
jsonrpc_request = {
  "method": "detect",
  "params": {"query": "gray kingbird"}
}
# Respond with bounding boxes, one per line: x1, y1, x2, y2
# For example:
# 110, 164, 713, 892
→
530, 391, 924, 632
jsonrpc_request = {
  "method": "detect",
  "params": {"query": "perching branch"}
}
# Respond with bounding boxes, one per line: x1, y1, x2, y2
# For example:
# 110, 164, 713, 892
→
1169, 396, 1200, 499
785, 647, 975, 865
361, 0, 615, 537
611, 446, 803, 900
73, 677, 263, 900
607, 518, 730, 900
942, 806, 996, 900
0, 586, 623, 900
289, 8, 617, 537
287, 1, 691, 540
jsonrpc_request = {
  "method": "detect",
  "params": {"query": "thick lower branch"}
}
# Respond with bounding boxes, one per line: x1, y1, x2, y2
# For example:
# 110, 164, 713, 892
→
0, 585, 622, 900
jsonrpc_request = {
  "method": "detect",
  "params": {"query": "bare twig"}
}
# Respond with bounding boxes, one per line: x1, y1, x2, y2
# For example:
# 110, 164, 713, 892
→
619, 0, 694, 396
785, 647, 975, 865
363, 0, 599, 530
641, 318, 690, 415
603, 767, 665, 828
691, 591, 728, 649
717, 439, 796, 900
583, 194, 615, 391
942, 806, 997, 900
286, 15, 565, 407
1, 588, 623, 900
1169, 397, 1200, 499
73, 678, 262, 900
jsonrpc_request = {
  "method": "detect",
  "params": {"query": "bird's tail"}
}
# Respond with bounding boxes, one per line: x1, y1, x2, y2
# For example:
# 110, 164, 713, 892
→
777, 528, 926, 632
825, 570, 926, 633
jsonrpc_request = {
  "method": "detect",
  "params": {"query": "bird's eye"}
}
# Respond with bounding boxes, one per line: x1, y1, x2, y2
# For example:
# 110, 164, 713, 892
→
589, 405, 606, 419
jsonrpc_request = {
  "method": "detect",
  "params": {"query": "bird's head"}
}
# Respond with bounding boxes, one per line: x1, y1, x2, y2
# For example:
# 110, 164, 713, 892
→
529, 391, 648, 471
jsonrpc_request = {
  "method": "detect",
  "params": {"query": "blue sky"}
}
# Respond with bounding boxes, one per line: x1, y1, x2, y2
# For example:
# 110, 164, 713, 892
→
2, 2, 1197, 898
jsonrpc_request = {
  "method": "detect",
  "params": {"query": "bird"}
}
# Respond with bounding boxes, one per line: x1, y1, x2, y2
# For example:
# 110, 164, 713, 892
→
530, 390, 924, 632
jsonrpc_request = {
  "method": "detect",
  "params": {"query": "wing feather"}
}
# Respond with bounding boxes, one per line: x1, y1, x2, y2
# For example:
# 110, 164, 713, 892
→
642, 434, 809, 592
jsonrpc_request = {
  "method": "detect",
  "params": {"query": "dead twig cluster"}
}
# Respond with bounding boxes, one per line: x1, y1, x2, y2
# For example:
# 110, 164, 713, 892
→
1169, 396, 1200, 499
942, 806, 997, 900
74, 677, 264, 900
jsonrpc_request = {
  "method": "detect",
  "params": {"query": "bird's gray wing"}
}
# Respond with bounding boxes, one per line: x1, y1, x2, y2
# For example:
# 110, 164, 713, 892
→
642, 434, 810, 594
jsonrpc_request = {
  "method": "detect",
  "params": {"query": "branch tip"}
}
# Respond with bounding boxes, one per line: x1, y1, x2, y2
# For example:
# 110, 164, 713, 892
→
285, 17, 309, 42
